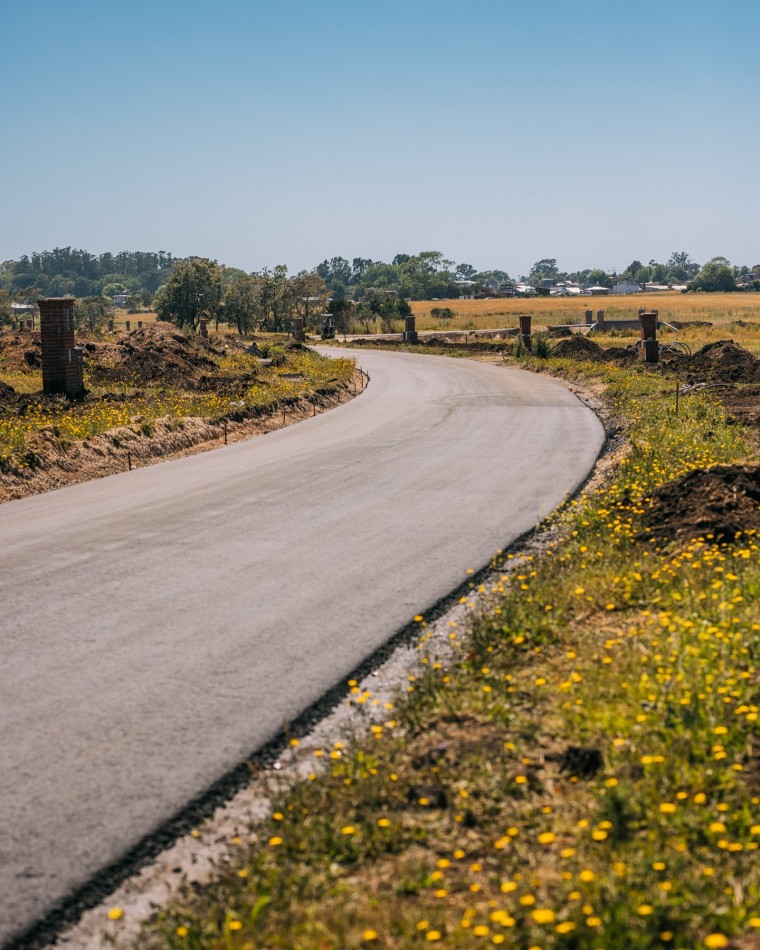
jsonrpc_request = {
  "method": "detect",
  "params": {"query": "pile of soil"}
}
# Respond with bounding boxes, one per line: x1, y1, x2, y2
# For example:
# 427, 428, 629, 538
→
551, 336, 604, 359
85, 323, 219, 387
551, 335, 638, 364
0, 329, 42, 371
642, 463, 760, 544
719, 384, 760, 428
683, 340, 760, 384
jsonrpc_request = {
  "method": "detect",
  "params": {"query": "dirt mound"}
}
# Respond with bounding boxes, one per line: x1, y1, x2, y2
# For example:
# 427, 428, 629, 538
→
86, 322, 218, 386
643, 463, 760, 544
0, 330, 42, 372
551, 335, 604, 359
0, 379, 15, 401
669, 320, 713, 329
685, 340, 760, 384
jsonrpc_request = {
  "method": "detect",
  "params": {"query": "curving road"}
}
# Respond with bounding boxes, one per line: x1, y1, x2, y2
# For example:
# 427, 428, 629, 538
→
0, 349, 604, 946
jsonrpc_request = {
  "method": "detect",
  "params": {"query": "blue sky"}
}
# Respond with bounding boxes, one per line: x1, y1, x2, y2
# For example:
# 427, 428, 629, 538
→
2, 0, 758, 277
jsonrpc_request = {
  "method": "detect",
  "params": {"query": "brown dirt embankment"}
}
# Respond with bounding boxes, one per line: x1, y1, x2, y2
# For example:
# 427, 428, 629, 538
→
0, 378, 360, 504
641, 463, 760, 544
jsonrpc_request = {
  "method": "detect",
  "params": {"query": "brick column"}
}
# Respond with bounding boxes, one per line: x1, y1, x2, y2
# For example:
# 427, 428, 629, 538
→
585, 309, 593, 324
402, 316, 418, 343
39, 298, 84, 398
292, 317, 306, 342
638, 309, 659, 363
199, 319, 208, 338
519, 314, 532, 346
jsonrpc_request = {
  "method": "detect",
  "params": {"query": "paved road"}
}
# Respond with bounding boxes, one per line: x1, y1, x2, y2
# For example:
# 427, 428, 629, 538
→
0, 350, 604, 946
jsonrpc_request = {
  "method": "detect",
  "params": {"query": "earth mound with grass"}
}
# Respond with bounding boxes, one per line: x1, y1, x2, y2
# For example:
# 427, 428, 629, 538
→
685, 340, 760, 384
86, 322, 220, 387
642, 463, 760, 543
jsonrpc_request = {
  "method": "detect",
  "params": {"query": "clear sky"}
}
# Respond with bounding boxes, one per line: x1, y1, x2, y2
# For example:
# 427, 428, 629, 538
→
2, 0, 758, 277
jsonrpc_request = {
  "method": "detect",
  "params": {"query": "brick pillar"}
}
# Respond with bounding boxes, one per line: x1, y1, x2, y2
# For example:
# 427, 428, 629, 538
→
125, 320, 131, 331
199, 319, 208, 338
519, 314, 532, 346
402, 315, 418, 343
292, 317, 306, 342
27, 319, 33, 330
596, 310, 606, 329
585, 309, 593, 324
138, 320, 143, 329
108, 319, 114, 332
639, 309, 659, 363
39, 298, 84, 398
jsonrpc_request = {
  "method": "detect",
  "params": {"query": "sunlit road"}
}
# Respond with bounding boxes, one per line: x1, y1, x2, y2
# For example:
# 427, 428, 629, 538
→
0, 349, 604, 946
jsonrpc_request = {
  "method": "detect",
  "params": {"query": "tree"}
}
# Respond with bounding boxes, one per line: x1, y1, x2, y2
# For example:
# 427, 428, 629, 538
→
315, 256, 351, 289
622, 260, 646, 281
529, 259, 560, 285
290, 271, 330, 332
689, 257, 736, 293
666, 251, 699, 282
455, 263, 477, 280
351, 258, 374, 284
0, 290, 12, 326
586, 269, 612, 288
155, 258, 222, 330
223, 274, 260, 335
75, 295, 112, 331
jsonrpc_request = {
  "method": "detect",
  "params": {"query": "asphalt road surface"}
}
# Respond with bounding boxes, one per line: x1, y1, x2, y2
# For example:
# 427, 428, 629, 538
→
0, 349, 604, 946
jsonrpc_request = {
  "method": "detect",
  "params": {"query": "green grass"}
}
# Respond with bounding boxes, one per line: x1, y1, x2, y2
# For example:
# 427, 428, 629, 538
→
138, 356, 760, 949
0, 345, 355, 468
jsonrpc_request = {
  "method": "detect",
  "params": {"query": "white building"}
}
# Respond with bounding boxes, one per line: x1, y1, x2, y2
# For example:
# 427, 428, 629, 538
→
611, 280, 642, 295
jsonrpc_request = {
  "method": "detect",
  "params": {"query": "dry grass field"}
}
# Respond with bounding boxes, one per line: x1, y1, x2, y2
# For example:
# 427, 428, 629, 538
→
410, 293, 760, 355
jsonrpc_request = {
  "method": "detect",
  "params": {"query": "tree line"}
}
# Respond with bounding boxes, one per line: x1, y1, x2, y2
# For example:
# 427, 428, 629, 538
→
2, 246, 758, 331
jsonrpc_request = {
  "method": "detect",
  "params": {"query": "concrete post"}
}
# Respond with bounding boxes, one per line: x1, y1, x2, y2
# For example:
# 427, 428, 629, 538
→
108, 319, 114, 332
519, 314, 532, 346
638, 309, 659, 363
138, 320, 143, 329
27, 319, 33, 330
402, 315, 418, 343
39, 298, 84, 398
585, 309, 593, 324
125, 320, 131, 332
199, 319, 208, 339
292, 316, 306, 342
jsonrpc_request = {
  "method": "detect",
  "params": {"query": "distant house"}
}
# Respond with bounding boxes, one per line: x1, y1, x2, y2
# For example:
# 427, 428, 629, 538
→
514, 283, 537, 297
455, 279, 477, 299
643, 283, 671, 293
584, 286, 610, 296
611, 279, 642, 295
11, 303, 35, 315
112, 294, 129, 307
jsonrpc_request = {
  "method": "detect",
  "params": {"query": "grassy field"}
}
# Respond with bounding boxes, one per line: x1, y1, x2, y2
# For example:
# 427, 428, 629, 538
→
410, 293, 760, 341
133, 325, 760, 949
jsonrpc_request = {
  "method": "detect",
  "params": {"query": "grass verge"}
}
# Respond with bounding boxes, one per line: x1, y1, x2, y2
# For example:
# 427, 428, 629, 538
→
138, 356, 760, 950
